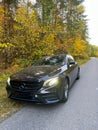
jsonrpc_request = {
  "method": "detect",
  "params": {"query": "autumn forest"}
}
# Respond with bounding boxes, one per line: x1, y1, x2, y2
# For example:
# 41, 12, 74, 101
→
0, 0, 98, 69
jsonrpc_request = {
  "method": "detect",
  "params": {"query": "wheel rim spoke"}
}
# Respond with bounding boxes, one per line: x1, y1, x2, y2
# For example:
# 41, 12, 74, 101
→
65, 84, 68, 98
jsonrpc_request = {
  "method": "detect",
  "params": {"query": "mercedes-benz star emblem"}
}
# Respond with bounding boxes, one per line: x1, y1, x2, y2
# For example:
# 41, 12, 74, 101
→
19, 83, 26, 90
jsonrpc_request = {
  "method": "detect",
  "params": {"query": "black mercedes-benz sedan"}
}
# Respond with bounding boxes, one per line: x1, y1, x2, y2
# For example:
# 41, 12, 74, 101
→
6, 54, 80, 104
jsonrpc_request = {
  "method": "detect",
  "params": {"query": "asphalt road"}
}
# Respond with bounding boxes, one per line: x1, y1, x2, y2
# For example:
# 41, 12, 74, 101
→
0, 58, 98, 130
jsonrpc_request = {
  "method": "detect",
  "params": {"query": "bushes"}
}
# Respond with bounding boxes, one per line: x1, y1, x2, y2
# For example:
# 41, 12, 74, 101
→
0, 2, 91, 69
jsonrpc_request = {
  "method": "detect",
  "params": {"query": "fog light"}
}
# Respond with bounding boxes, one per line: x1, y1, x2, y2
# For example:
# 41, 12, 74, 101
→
35, 95, 38, 98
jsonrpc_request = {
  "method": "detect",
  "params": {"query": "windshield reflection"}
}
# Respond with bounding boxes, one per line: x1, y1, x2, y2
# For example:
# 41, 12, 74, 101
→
33, 55, 65, 66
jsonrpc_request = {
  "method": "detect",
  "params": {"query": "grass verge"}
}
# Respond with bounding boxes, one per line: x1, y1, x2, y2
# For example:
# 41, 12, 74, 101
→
0, 65, 25, 123
77, 57, 90, 65
0, 83, 24, 122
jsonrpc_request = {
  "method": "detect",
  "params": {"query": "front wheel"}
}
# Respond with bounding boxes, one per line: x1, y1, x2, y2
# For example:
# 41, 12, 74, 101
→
76, 68, 80, 80
61, 79, 69, 102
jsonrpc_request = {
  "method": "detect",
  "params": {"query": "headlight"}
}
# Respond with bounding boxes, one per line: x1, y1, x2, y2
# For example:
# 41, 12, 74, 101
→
7, 77, 10, 86
43, 77, 59, 88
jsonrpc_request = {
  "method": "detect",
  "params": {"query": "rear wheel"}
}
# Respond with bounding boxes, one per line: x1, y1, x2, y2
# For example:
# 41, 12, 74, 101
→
62, 79, 69, 102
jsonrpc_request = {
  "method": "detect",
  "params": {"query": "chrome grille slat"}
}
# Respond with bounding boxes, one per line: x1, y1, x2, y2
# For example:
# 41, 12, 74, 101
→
10, 81, 42, 91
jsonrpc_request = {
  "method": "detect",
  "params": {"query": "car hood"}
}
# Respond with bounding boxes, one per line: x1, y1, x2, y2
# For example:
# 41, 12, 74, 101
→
10, 65, 62, 81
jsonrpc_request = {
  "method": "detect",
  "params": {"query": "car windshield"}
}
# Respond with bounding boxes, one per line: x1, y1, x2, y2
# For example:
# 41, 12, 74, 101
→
33, 55, 65, 66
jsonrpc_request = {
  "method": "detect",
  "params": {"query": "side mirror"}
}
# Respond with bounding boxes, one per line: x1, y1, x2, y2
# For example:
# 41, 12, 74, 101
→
69, 61, 75, 65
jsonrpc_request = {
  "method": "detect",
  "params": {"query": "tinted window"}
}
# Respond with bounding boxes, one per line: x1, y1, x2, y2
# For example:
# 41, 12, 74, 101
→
33, 55, 66, 66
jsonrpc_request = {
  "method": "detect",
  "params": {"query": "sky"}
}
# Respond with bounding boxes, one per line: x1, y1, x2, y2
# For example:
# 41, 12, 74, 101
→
83, 0, 98, 45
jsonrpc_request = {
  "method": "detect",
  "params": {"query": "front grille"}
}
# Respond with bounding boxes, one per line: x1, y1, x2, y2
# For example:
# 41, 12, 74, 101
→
10, 81, 43, 92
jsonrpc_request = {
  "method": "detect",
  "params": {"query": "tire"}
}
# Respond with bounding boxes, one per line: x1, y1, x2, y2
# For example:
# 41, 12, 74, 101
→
61, 79, 69, 102
76, 68, 80, 80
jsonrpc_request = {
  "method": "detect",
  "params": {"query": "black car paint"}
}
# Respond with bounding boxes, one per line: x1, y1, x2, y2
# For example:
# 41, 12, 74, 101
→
6, 54, 80, 104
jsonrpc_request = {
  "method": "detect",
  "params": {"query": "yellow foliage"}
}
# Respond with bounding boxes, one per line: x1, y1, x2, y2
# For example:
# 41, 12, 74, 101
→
0, 6, 4, 23
45, 33, 55, 43
77, 5, 85, 14
72, 37, 86, 57
0, 43, 15, 48
0, 6, 4, 15
36, 32, 56, 56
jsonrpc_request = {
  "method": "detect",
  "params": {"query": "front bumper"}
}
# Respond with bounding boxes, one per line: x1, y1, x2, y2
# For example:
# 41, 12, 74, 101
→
6, 85, 60, 104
